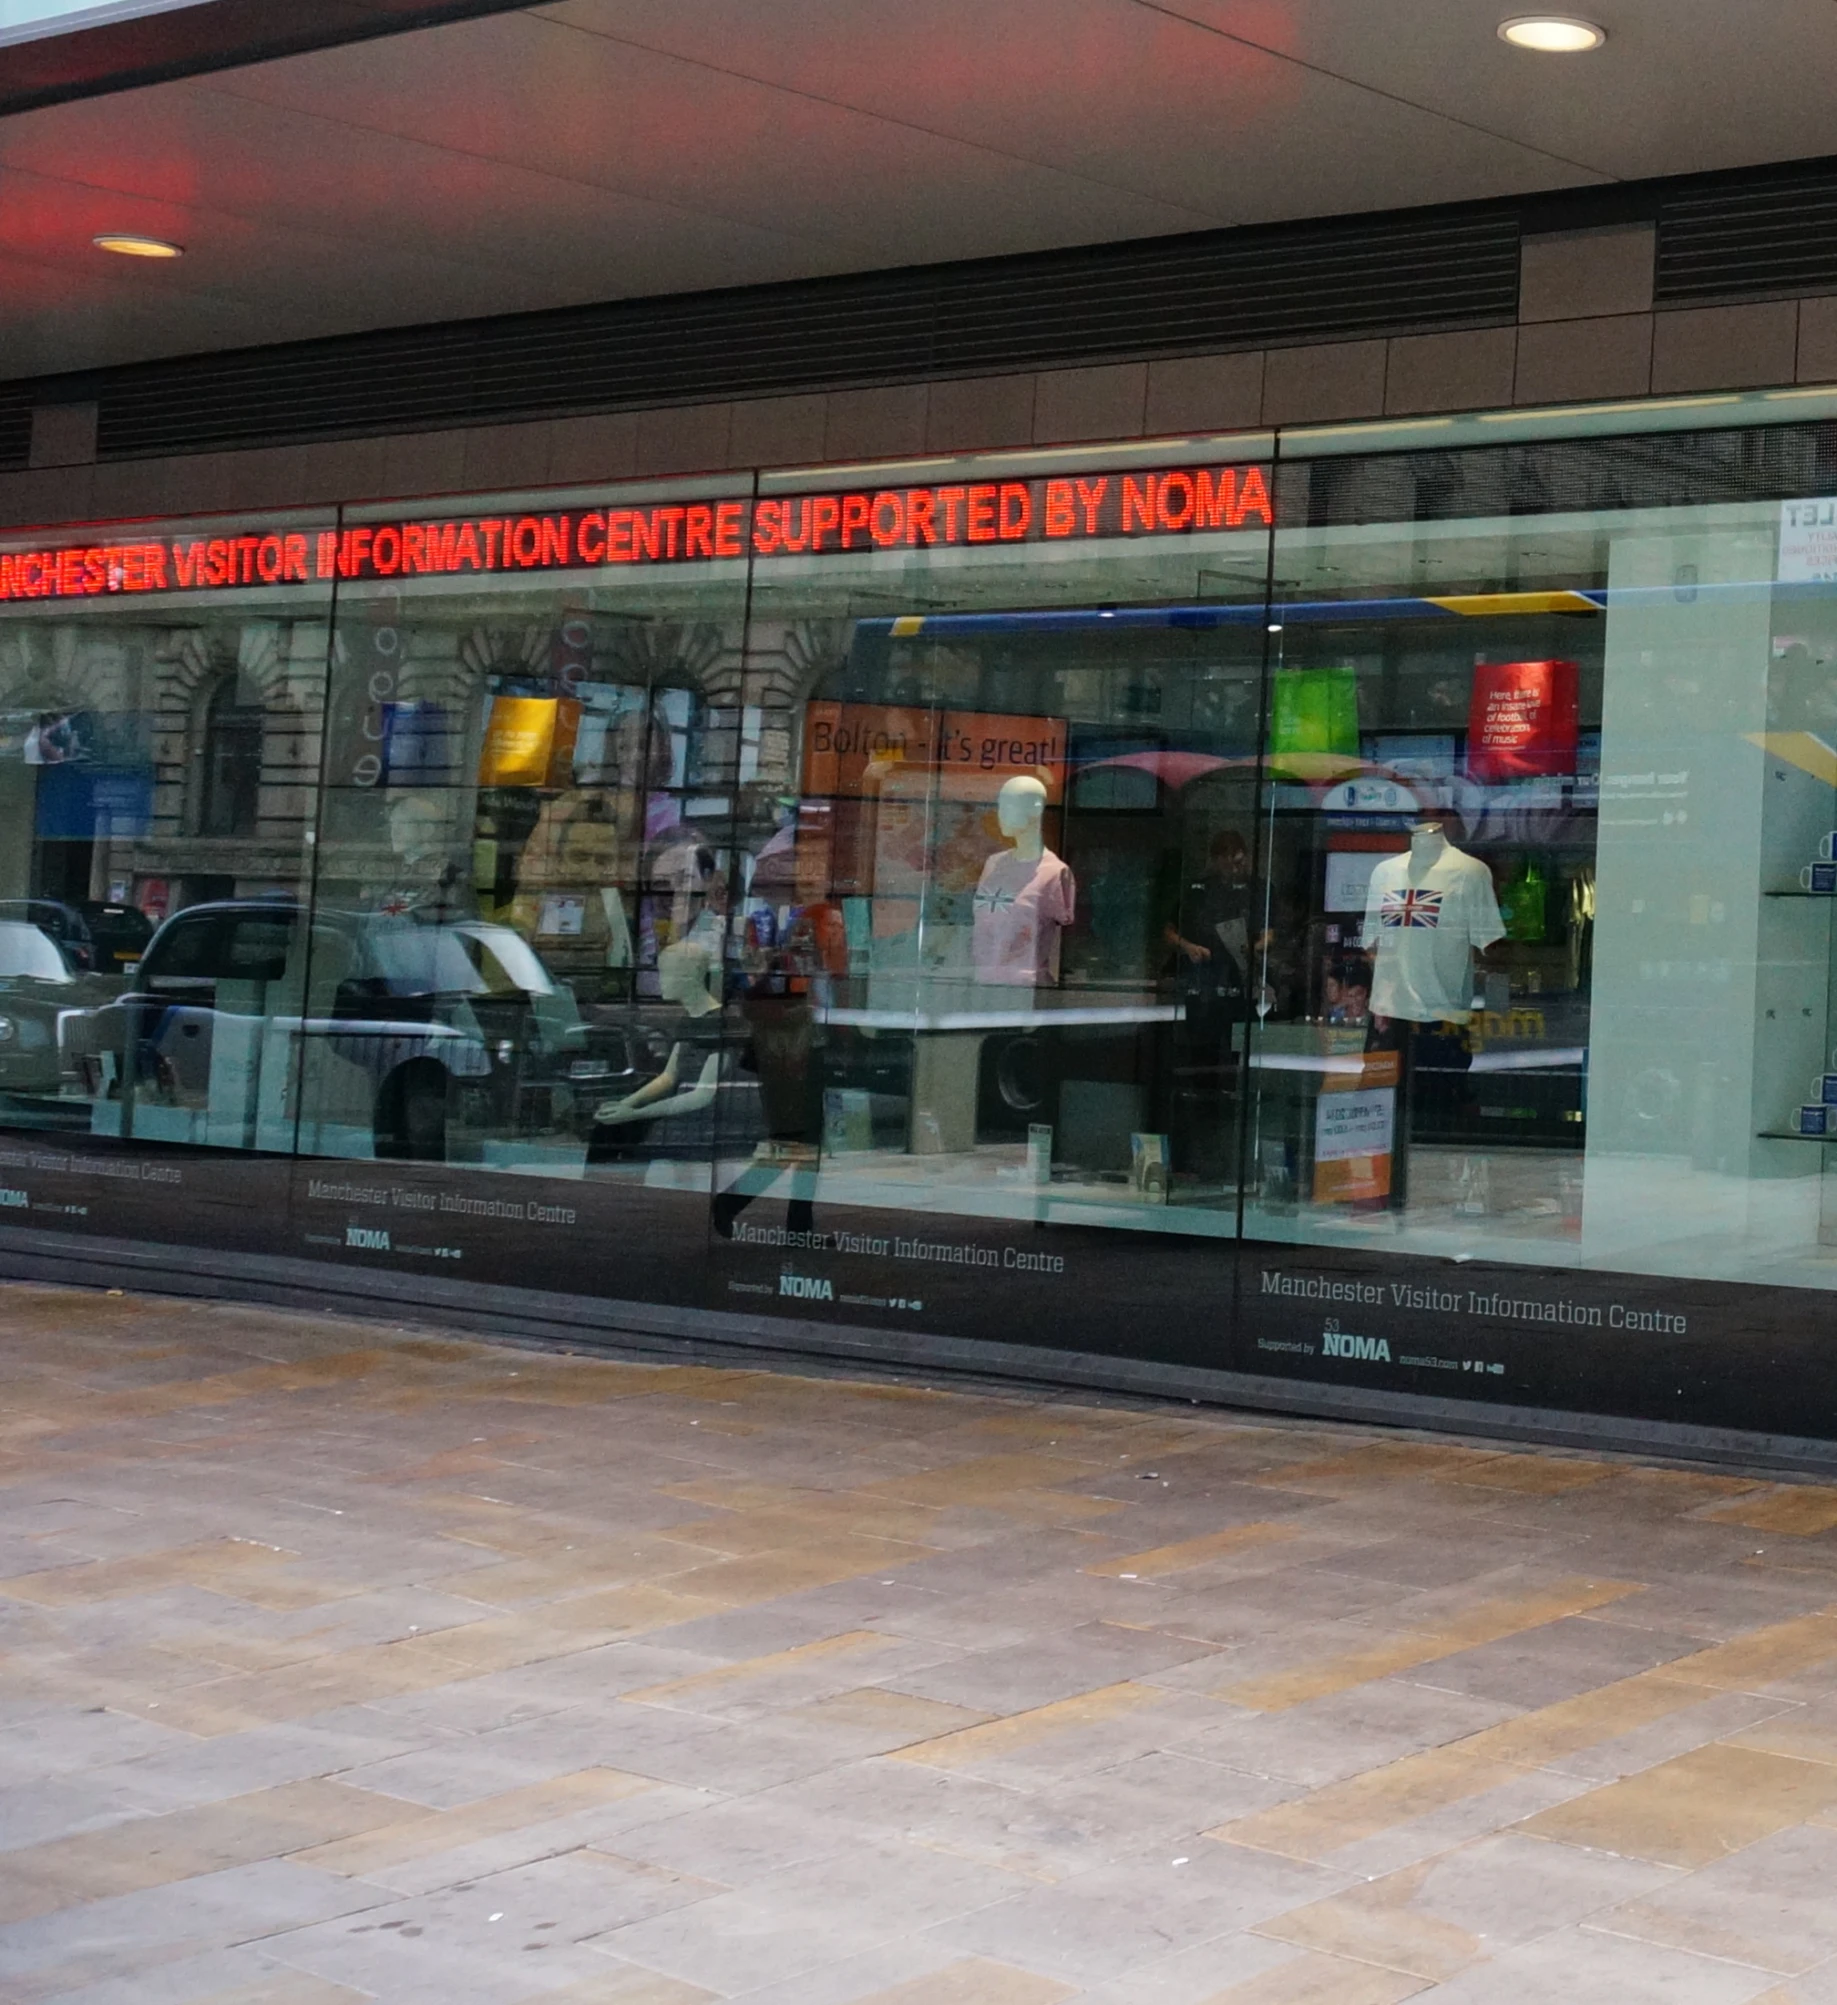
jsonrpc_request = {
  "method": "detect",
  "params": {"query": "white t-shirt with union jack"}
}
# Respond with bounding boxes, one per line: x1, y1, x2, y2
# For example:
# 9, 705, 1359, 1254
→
1361, 844, 1503, 1024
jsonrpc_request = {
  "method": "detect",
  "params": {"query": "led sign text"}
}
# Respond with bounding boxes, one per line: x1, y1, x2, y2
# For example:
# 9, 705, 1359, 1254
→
0, 462, 1270, 607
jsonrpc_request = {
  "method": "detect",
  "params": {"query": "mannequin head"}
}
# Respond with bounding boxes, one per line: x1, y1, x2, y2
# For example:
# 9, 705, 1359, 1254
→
384, 790, 450, 872
657, 939, 719, 1016
996, 775, 1049, 859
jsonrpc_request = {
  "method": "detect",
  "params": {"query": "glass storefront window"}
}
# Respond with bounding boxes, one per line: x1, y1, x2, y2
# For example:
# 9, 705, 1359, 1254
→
304, 479, 752, 1194
726, 450, 1275, 1242
1247, 425, 1837, 1299
1244, 498, 1606, 1256
12, 416, 1837, 1441
0, 509, 331, 1174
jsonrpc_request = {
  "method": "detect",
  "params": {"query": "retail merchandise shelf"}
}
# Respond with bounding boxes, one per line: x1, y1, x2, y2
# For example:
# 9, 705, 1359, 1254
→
1758, 1130, 1837, 1142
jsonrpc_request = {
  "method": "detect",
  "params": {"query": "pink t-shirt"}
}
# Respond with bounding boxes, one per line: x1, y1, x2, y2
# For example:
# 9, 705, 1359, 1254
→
972, 848, 1076, 985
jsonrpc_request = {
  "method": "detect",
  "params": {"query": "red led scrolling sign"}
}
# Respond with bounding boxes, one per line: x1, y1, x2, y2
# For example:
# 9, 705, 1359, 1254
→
0, 461, 1271, 606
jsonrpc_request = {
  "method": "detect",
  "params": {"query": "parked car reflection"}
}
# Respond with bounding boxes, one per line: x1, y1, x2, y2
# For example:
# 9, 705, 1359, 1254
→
78, 900, 155, 972
0, 899, 97, 972
77, 899, 644, 1162
0, 918, 113, 1108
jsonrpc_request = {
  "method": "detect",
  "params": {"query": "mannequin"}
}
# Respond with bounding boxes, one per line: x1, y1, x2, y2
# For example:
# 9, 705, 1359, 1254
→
1361, 812, 1503, 1208
593, 941, 723, 1133
371, 788, 467, 920
1362, 814, 1502, 1028
972, 775, 1076, 985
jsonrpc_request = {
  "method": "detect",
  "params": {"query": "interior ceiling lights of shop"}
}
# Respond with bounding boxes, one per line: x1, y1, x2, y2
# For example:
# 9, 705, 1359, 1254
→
91, 232, 182, 258
1498, 15, 1607, 50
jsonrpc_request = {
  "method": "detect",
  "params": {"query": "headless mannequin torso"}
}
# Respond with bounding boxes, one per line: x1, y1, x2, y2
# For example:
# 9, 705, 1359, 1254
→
1363, 817, 1504, 1027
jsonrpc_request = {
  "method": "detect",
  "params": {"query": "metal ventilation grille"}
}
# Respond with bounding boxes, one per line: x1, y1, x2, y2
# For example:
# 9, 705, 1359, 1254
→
929, 213, 1519, 372
1287, 423, 1835, 528
0, 394, 30, 474
1658, 165, 1837, 304
66, 209, 1519, 462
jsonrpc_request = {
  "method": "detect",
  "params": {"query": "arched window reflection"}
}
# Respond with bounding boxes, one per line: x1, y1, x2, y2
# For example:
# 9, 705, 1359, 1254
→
197, 672, 263, 838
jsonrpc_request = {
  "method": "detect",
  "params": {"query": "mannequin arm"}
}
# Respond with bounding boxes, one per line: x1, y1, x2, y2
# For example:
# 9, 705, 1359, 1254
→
617, 1044, 683, 1111
596, 1050, 720, 1125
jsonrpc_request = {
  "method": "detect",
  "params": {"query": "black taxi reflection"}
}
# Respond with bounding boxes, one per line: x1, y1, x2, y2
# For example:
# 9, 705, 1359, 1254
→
76, 899, 637, 1161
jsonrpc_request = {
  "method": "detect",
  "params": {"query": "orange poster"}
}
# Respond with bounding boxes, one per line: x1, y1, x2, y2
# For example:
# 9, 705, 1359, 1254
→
802, 703, 937, 798
934, 709, 1067, 802
1312, 1049, 1400, 1205
801, 701, 1065, 803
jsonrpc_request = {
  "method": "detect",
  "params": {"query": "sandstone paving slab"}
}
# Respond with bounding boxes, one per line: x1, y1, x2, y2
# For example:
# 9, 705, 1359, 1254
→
0, 1860, 389, 2001
922, 1842, 1343, 1986
880, 1623, 1218, 1716
1174, 1676, 1523, 1790
1253, 1828, 1677, 1982
0, 1703, 198, 1786
0, 1776, 167, 1856
28, 1943, 372, 2005
721, 1943, 1074, 2005
1397, 1922, 1781, 2003
590, 1834, 1026, 1994
1395, 1611, 1710, 1710
81, 1716, 456, 1814
1582, 1821, 1837, 1974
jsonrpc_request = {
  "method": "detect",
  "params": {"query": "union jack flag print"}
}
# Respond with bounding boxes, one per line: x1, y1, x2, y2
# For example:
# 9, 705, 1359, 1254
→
1380, 887, 1444, 929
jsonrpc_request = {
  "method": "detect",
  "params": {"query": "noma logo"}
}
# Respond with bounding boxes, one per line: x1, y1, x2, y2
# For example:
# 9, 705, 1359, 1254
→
1322, 1322, 1391, 1363
0, 1188, 26, 1209
346, 1225, 391, 1251
779, 1271, 833, 1301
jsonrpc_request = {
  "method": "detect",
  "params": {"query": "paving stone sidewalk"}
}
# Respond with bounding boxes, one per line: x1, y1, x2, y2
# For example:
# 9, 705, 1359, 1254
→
6, 1283, 1837, 2002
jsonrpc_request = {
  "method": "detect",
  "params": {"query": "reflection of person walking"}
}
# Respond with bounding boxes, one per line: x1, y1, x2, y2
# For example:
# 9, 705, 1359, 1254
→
713, 895, 844, 1239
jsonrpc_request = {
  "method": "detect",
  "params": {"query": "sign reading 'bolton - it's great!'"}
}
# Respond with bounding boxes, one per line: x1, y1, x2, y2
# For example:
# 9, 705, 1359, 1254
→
0, 462, 1271, 606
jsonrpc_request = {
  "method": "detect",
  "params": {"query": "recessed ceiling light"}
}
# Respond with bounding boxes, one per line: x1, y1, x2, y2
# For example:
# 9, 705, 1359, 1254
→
92, 232, 183, 258
1499, 15, 1606, 50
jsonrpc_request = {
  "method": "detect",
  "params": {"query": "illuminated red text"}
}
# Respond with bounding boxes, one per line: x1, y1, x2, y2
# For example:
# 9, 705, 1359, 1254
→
0, 462, 1272, 605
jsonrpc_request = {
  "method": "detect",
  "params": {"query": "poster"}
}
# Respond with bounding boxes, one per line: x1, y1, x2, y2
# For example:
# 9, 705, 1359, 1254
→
1325, 849, 1399, 913
1268, 666, 1361, 781
1466, 659, 1579, 783
802, 702, 1066, 803
1780, 499, 1837, 583
1313, 1077, 1396, 1203
478, 696, 582, 788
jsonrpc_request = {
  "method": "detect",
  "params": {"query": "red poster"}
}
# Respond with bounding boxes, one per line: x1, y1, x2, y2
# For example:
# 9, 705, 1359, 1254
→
1467, 659, 1580, 782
